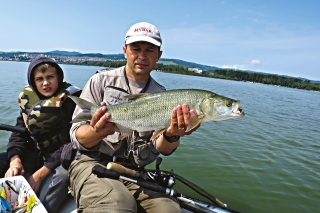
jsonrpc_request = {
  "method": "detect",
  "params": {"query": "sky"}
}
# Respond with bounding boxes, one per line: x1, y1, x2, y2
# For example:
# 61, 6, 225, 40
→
1, 0, 319, 80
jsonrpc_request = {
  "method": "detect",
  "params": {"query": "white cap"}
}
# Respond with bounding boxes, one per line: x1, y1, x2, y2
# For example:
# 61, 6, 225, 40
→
125, 22, 162, 46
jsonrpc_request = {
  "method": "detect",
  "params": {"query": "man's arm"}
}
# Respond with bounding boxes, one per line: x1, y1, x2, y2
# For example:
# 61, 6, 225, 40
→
70, 73, 116, 149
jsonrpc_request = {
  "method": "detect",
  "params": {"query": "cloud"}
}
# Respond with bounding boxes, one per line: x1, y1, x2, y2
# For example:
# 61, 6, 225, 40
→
222, 59, 261, 70
221, 64, 246, 69
250, 59, 261, 65
59, 48, 80, 52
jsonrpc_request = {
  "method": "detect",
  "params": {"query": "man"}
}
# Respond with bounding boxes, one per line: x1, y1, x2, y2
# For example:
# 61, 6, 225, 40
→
68, 22, 199, 213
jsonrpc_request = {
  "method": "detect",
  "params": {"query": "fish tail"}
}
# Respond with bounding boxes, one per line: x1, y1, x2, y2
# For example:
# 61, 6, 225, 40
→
68, 96, 97, 109
71, 112, 93, 123
69, 96, 97, 123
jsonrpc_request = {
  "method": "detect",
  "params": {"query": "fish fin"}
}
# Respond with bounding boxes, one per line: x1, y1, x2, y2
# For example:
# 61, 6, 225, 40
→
70, 112, 92, 123
186, 115, 205, 132
69, 96, 97, 109
124, 93, 148, 100
69, 96, 98, 123
117, 124, 133, 140
150, 129, 166, 141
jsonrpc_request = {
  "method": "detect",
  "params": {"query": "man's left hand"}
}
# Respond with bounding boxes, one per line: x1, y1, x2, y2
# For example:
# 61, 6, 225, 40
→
165, 104, 200, 137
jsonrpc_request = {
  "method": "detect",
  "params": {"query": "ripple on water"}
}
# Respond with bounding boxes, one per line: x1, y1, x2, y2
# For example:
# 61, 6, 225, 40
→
1, 62, 320, 213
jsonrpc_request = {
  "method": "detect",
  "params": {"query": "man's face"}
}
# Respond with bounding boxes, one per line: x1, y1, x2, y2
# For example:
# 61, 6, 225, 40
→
123, 41, 162, 81
34, 67, 59, 97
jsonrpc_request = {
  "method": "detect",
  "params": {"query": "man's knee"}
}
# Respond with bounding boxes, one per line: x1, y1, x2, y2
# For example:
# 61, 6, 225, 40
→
139, 197, 181, 213
79, 175, 137, 212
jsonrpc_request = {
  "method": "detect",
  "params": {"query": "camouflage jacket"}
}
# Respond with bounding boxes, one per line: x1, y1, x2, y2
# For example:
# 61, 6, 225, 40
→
19, 86, 68, 151
7, 83, 79, 171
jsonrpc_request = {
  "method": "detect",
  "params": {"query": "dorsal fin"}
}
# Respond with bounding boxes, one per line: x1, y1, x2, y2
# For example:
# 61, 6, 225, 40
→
124, 93, 149, 100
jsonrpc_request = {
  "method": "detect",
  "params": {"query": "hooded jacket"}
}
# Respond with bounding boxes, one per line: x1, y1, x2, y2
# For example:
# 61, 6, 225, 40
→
7, 55, 80, 171
27, 55, 64, 98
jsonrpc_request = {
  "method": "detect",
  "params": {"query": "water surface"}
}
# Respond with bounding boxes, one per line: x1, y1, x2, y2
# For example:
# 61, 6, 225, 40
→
0, 61, 319, 213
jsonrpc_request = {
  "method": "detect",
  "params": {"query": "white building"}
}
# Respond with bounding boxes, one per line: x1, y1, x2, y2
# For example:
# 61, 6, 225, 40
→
188, 68, 203, 74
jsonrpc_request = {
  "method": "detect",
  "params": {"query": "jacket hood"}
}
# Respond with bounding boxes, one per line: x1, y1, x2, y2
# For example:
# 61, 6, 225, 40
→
28, 55, 64, 98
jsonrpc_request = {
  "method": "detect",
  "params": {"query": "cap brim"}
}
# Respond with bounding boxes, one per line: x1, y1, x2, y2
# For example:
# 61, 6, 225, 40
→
125, 36, 161, 46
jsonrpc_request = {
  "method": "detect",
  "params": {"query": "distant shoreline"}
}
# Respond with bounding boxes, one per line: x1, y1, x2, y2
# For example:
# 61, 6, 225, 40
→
1, 59, 319, 92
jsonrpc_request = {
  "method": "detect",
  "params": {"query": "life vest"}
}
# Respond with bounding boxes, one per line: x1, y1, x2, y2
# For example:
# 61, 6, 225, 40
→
18, 83, 78, 150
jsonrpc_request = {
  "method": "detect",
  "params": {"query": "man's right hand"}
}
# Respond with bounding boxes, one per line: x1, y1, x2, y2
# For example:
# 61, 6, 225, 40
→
90, 102, 116, 137
5, 155, 25, 177
76, 102, 116, 148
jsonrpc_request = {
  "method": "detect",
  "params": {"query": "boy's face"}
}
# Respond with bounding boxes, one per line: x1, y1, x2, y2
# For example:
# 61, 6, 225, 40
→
34, 67, 59, 97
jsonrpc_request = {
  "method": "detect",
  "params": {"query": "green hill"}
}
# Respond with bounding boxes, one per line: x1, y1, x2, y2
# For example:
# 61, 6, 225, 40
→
0, 50, 318, 84
0, 51, 218, 71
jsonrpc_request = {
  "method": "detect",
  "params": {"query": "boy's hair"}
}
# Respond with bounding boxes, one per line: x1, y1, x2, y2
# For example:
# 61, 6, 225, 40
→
34, 63, 54, 73
33, 63, 61, 82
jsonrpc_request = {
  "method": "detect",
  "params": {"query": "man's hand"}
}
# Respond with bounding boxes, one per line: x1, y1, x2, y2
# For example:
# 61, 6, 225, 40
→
165, 104, 200, 137
155, 104, 200, 154
5, 155, 25, 177
76, 101, 116, 148
89, 102, 116, 137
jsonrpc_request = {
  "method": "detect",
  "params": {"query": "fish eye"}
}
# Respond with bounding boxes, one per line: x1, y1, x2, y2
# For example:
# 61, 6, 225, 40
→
226, 101, 232, 107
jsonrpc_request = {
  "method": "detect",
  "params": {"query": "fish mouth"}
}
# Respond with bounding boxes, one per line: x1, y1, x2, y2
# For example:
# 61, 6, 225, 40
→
232, 107, 245, 116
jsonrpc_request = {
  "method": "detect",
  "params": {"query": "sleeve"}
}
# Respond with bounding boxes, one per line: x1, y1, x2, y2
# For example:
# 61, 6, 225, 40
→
7, 114, 31, 161
70, 73, 103, 151
60, 98, 76, 143
43, 97, 76, 171
43, 146, 64, 171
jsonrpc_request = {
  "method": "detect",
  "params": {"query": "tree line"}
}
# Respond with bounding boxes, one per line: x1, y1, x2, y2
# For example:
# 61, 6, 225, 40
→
63, 60, 320, 92
206, 69, 320, 91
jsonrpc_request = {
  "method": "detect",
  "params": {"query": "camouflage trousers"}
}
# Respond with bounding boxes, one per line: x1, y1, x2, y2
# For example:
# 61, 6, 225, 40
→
68, 154, 182, 213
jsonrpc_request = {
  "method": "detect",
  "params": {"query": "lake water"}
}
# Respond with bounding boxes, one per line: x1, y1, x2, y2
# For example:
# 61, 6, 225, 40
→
0, 61, 319, 213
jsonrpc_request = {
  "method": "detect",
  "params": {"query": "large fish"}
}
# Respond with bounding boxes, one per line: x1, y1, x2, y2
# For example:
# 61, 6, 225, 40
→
69, 89, 244, 140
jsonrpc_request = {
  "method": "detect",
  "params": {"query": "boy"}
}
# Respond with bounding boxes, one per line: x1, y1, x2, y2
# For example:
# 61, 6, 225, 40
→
0, 55, 80, 213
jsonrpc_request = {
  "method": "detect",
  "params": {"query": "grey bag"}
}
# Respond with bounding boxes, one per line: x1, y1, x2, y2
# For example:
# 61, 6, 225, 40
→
60, 143, 77, 170
132, 142, 159, 168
